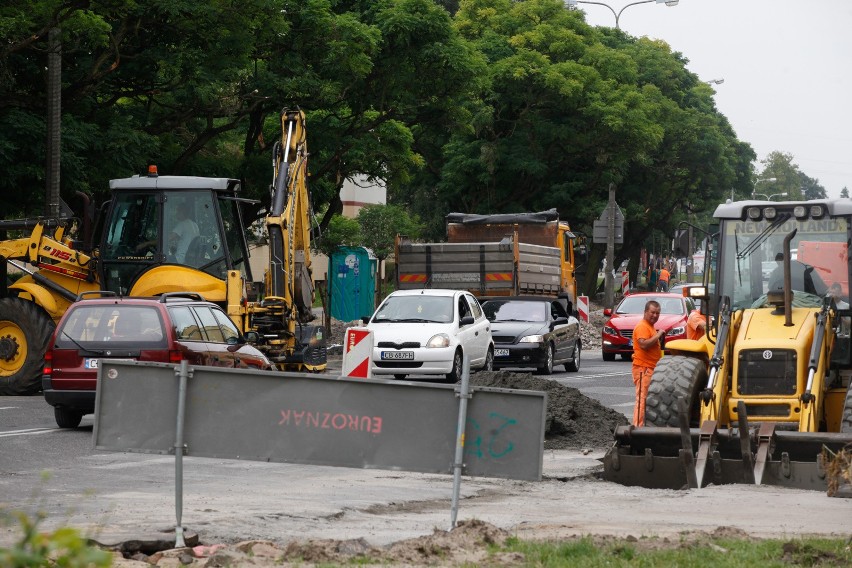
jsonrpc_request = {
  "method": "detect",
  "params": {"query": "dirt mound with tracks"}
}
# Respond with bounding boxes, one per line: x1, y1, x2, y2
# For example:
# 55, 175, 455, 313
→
469, 371, 628, 449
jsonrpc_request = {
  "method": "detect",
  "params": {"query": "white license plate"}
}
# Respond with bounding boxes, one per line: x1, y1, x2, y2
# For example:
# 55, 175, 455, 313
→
381, 351, 414, 360
495, 349, 510, 357
84, 358, 99, 369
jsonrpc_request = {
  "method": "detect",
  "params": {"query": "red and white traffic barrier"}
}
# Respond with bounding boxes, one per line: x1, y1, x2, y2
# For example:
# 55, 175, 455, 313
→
342, 327, 373, 378
577, 295, 589, 323
622, 271, 629, 295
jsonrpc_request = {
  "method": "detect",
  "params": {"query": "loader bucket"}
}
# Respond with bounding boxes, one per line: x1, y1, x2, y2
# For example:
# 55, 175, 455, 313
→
602, 423, 852, 491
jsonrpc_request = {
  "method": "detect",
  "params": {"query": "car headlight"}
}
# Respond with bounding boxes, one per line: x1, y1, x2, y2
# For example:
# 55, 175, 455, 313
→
602, 325, 616, 336
666, 326, 685, 337
519, 334, 545, 343
426, 333, 450, 348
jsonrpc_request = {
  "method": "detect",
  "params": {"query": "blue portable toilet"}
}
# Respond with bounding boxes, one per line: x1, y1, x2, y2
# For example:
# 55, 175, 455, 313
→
330, 246, 377, 322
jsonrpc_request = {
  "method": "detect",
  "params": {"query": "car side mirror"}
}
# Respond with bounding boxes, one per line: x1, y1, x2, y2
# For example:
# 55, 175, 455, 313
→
361, 316, 371, 325
244, 331, 259, 343
603, 308, 612, 316
460, 315, 475, 326
553, 316, 569, 325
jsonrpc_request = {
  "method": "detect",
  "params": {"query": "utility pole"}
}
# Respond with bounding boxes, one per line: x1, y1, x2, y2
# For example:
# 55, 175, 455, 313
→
46, 27, 61, 218
604, 183, 616, 309
593, 183, 623, 309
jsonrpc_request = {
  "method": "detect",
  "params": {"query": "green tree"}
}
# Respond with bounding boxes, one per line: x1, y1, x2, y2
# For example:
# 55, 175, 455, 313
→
841, 186, 849, 199
312, 214, 362, 259
357, 203, 422, 302
757, 151, 826, 201
433, 0, 753, 292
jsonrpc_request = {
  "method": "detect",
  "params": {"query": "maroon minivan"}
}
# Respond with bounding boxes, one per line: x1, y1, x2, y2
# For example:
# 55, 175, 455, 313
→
43, 292, 273, 428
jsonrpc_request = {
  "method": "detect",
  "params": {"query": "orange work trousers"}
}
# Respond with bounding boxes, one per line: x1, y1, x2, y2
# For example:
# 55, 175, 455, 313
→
632, 365, 654, 427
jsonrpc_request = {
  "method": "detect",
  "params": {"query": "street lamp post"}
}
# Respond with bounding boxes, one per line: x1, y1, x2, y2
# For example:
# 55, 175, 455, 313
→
566, 0, 679, 30
769, 192, 788, 201
751, 177, 777, 200
705, 78, 724, 85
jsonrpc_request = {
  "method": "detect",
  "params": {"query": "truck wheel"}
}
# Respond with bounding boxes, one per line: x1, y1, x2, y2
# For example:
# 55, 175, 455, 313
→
536, 344, 554, 375
644, 355, 707, 428
54, 407, 83, 429
0, 298, 55, 396
565, 340, 581, 372
841, 380, 852, 434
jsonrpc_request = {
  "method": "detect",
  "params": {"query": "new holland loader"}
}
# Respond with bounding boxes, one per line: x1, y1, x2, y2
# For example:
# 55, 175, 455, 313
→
603, 197, 852, 491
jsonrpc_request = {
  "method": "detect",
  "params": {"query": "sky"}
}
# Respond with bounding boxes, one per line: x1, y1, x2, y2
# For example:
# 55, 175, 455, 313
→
571, 0, 852, 199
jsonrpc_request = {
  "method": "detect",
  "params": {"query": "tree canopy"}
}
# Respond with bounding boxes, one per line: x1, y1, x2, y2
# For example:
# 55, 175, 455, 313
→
5, 0, 831, 291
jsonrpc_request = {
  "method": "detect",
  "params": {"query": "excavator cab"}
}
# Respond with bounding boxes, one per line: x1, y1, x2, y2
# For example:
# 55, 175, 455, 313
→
99, 172, 253, 298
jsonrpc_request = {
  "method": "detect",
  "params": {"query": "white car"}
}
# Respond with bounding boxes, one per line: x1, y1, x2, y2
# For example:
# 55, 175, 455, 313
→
364, 289, 494, 381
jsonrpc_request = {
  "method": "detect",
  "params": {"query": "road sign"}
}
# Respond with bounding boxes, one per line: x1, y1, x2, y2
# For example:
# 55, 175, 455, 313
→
342, 327, 373, 378
593, 219, 624, 244
577, 295, 589, 322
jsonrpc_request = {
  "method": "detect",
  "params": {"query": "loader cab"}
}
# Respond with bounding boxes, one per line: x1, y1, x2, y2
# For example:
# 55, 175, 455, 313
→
100, 173, 253, 296
711, 201, 849, 313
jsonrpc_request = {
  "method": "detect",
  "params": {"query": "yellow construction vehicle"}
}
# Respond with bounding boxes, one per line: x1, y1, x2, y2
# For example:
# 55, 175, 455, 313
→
603, 197, 852, 490
0, 108, 325, 395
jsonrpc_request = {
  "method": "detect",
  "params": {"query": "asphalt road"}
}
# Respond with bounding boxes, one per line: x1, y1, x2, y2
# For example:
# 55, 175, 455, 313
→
3, 358, 848, 549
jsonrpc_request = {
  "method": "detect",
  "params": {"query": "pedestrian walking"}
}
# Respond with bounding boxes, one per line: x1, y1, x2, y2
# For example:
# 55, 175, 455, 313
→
632, 300, 665, 427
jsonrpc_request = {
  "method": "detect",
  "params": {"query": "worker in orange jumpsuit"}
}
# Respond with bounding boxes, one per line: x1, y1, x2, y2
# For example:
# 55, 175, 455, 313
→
687, 309, 707, 340
658, 265, 670, 292
632, 300, 665, 427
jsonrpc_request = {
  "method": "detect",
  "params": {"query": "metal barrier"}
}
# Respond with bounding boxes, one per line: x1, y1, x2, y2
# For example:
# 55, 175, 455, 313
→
93, 359, 546, 541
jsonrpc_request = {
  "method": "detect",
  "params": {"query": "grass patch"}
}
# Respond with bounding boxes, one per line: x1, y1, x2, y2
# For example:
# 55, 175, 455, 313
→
490, 535, 852, 567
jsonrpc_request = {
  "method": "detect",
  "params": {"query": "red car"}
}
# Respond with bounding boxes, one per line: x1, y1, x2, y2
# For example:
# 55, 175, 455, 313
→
601, 292, 696, 361
43, 292, 273, 428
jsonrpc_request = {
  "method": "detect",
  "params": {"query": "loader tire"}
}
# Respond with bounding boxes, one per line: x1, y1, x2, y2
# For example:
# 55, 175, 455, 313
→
644, 355, 707, 428
0, 298, 55, 396
841, 380, 852, 434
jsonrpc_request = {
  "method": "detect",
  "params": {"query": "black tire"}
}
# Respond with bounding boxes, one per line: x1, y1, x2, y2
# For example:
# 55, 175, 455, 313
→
602, 351, 616, 362
54, 407, 83, 429
535, 344, 554, 375
644, 355, 708, 428
0, 298, 55, 396
841, 380, 852, 434
620, 353, 633, 361
479, 347, 494, 372
446, 349, 463, 382
565, 340, 581, 372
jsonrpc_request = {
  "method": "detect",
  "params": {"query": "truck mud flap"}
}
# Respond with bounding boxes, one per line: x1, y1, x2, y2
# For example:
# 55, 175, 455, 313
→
602, 423, 852, 491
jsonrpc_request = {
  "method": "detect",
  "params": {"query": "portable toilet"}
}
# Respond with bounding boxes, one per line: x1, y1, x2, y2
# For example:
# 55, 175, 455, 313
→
329, 246, 377, 322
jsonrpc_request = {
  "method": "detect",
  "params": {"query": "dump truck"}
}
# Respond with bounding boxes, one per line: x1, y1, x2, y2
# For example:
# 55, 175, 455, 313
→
603, 197, 852, 491
395, 209, 581, 310
0, 108, 325, 395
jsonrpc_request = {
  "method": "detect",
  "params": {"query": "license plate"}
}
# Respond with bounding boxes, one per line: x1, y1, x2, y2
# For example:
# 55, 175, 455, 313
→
495, 349, 510, 357
84, 358, 99, 369
381, 351, 414, 360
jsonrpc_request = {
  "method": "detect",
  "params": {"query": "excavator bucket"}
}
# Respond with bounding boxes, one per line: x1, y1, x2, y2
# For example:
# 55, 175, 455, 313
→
602, 401, 852, 491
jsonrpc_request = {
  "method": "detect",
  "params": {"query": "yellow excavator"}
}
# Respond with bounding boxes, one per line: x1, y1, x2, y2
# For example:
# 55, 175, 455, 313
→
603, 197, 852, 491
0, 108, 325, 395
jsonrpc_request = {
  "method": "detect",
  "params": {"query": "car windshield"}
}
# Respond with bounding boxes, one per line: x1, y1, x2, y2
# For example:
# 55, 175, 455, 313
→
372, 295, 454, 323
616, 296, 684, 315
55, 305, 167, 348
483, 301, 547, 322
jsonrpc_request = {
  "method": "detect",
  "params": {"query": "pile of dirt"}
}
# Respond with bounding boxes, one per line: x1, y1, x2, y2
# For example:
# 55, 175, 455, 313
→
469, 371, 628, 450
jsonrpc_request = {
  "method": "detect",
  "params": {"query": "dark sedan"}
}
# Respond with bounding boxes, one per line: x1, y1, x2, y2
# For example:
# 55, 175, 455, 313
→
481, 297, 581, 374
